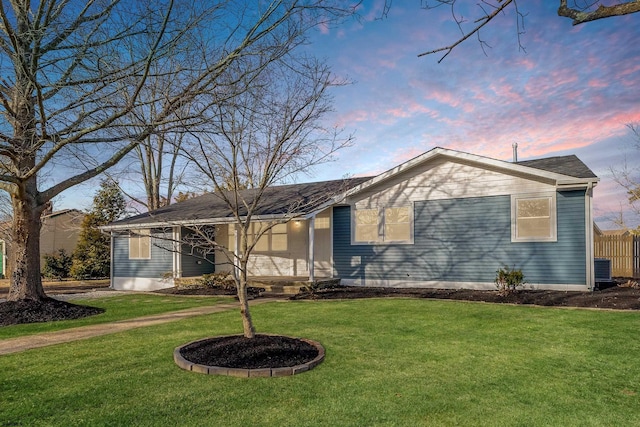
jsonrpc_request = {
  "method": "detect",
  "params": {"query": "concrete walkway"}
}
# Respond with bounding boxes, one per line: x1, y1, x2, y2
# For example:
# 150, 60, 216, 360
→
0, 298, 280, 356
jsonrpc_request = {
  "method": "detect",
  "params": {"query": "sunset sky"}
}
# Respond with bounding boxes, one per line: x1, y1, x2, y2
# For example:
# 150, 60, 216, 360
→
303, 0, 640, 229
62, 1, 640, 229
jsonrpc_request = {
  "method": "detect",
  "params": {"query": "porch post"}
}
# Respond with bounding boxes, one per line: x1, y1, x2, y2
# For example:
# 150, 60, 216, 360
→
234, 225, 240, 280
172, 226, 182, 279
309, 216, 315, 282
109, 232, 114, 289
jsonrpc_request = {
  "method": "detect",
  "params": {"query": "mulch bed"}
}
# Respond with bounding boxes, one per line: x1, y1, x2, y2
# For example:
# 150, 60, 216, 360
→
179, 334, 319, 369
0, 298, 104, 327
291, 285, 640, 310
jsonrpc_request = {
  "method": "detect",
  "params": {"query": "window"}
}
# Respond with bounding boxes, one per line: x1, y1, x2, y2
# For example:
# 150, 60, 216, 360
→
354, 209, 379, 243
385, 207, 411, 242
129, 229, 151, 259
511, 194, 557, 242
228, 222, 288, 252
353, 205, 413, 244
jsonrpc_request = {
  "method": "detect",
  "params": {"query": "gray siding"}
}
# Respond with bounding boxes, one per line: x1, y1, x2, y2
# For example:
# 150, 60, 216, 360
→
113, 230, 174, 278
333, 191, 586, 285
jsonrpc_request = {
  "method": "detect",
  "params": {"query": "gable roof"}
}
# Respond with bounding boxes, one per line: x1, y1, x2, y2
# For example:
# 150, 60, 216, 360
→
103, 147, 598, 231
516, 155, 598, 179
339, 147, 598, 200
104, 177, 372, 230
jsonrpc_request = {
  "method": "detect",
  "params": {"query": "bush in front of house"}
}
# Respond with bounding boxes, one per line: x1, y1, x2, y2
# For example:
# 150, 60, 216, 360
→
197, 272, 236, 290
42, 249, 73, 280
495, 266, 525, 296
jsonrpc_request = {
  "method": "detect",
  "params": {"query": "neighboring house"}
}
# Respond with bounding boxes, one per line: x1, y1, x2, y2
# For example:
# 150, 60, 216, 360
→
593, 225, 632, 237
39, 209, 85, 264
102, 147, 599, 292
0, 209, 84, 277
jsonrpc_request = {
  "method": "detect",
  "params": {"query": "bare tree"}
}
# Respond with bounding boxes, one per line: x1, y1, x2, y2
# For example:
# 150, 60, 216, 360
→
612, 124, 640, 230
395, 1, 640, 61
0, 0, 358, 302
179, 58, 353, 338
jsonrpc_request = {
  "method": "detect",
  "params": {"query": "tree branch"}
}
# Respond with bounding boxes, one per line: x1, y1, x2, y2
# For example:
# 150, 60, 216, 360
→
558, 0, 640, 25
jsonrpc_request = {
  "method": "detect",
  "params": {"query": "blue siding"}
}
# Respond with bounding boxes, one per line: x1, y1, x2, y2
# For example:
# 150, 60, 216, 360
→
333, 191, 586, 285
113, 228, 217, 278
180, 227, 215, 277
113, 230, 173, 278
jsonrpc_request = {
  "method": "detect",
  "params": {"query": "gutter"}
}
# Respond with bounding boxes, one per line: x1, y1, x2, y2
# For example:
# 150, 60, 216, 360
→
100, 213, 308, 232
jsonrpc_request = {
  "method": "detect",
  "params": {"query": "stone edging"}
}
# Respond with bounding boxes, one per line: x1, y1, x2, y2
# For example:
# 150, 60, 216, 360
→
173, 335, 325, 377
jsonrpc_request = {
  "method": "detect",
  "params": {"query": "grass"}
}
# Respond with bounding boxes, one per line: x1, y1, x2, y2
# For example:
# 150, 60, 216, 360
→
0, 294, 231, 339
1, 298, 640, 426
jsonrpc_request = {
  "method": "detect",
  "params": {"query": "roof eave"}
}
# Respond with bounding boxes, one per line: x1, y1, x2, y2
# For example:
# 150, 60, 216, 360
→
100, 212, 307, 231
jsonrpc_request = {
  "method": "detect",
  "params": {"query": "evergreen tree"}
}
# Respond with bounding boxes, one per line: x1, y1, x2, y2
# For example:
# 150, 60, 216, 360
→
71, 180, 126, 279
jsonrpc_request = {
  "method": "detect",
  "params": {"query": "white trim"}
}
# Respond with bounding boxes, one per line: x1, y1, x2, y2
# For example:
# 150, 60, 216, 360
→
340, 278, 589, 292
585, 184, 595, 290
109, 232, 114, 289
329, 207, 334, 278
308, 216, 315, 282
101, 213, 306, 231
112, 277, 174, 291
172, 226, 182, 278
511, 193, 557, 243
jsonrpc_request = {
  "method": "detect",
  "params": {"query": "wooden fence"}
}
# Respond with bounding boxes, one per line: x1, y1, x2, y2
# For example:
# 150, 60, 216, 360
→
594, 235, 640, 278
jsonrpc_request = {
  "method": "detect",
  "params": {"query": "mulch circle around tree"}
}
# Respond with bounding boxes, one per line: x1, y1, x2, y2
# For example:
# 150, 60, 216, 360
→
0, 298, 104, 327
175, 334, 325, 377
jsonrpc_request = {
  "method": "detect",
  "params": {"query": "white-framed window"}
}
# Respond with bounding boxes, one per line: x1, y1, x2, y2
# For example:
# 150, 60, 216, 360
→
511, 193, 557, 242
354, 208, 379, 243
352, 205, 413, 244
228, 222, 288, 252
129, 229, 151, 259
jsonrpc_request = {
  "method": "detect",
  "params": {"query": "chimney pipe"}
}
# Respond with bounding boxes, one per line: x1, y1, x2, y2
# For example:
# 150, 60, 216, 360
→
512, 143, 518, 162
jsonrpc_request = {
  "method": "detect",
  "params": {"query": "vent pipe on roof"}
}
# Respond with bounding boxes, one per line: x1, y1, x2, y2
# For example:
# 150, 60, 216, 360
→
512, 143, 518, 162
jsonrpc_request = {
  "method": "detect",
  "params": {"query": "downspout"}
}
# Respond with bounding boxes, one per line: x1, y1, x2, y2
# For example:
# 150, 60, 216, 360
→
585, 183, 595, 290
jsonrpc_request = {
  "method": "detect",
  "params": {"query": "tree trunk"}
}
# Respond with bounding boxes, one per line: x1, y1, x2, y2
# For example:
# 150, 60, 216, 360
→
7, 186, 47, 301
237, 264, 255, 338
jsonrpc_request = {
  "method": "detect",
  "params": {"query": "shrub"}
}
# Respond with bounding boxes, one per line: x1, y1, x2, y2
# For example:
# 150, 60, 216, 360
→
495, 266, 525, 296
42, 249, 73, 280
197, 272, 236, 290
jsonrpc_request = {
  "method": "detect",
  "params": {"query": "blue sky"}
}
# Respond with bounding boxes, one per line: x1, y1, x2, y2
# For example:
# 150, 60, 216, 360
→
301, 0, 640, 229
65, 1, 640, 229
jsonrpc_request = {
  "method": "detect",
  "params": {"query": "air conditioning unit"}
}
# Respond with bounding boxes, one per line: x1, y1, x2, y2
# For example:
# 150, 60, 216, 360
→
594, 258, 613, 289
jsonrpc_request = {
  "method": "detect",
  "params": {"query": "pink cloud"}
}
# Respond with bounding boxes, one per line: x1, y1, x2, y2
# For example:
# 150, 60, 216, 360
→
587, 79, 608, 89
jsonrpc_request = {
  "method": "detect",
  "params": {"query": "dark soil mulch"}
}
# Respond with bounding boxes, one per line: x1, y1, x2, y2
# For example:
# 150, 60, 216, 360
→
291, 285, 640, 310
179, 334, 319, 369
0, 298, 105, 326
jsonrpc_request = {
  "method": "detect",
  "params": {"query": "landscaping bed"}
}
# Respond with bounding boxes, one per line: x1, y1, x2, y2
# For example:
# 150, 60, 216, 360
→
0, 298, 104, 326
291, 283, 640, 309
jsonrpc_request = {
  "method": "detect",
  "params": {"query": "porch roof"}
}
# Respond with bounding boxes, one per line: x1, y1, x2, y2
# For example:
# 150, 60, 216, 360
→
102, 177, 372, 230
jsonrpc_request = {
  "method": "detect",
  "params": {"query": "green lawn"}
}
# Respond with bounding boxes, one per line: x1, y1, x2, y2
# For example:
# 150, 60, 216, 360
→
0, 294, 231, 339
1, 298, 640, 426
